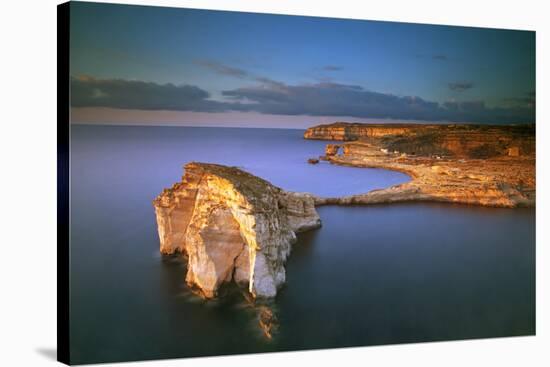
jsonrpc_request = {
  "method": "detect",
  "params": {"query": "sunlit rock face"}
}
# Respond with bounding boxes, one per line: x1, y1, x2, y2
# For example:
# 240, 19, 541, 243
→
304, 122, 411, 141
313, 141, 535, 208
325, 144, 341, 156
305, 122, 535, 158
153, 162, 321, 298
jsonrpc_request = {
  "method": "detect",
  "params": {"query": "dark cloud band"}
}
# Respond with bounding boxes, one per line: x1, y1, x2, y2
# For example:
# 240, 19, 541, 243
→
71, 76, 535, 124
448, 82, 474, 92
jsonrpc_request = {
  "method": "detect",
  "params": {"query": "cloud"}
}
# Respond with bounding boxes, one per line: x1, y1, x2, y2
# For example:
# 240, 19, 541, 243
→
194, 60, 249, 79
223, 82, 436, 118
196, 60, 286, 89
441, 99, 533, 122
322, 65, 343, 71
71, 75, 534, 124
415, 53, 448, 61
442, 100, 484, 112
501, 90, 536, 109
221, 82, 532, 123
448, 82, 474, 92
71, 75, 231, 112
432, 54, 448, 61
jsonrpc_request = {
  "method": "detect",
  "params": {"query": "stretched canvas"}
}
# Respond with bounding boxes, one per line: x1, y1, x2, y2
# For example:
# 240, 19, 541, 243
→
58, 1, 536, 365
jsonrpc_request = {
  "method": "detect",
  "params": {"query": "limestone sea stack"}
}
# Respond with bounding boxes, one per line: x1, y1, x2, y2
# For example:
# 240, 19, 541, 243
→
153, 162, 321, 299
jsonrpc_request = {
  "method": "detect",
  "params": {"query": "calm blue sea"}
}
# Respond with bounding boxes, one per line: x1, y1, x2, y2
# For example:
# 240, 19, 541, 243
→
69, 125, 535, 364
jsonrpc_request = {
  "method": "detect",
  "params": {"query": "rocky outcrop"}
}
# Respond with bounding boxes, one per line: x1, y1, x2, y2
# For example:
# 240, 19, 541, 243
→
304, 122, 535, 208
325, 144, 341, 156
153, 162, 321, 299
314, 141, 535, 208
304, 122, 535, 159
307, 158, 319, 164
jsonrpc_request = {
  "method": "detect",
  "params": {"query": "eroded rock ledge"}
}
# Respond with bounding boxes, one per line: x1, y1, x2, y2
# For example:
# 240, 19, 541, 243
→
153, 162, 321, 299
306, 122, 535, 208
304, 122, 535, 159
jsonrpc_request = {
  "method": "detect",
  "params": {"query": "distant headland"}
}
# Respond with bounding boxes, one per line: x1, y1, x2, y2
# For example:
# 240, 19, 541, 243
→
304, 122, 535, 207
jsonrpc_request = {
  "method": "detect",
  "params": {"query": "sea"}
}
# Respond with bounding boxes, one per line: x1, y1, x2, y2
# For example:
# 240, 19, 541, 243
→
69, 125, 535, 364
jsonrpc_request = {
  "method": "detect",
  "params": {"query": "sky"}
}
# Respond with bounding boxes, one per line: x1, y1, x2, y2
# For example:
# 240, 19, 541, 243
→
70, 1, 536, 128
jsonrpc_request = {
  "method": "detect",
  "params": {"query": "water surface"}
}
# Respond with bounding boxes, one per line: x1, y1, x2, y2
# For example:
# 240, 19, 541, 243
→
70, 125, 534, 364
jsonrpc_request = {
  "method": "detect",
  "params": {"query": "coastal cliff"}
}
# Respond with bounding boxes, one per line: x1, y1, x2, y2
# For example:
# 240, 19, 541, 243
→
305, 122, 535, 158
153, 162, 321, 299
306, 123, 535, 208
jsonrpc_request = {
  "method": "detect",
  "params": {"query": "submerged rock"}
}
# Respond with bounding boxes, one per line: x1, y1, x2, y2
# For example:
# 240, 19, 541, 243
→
307, 158, 319, 164
257, 305, 279, 340
153, 162, 321, 299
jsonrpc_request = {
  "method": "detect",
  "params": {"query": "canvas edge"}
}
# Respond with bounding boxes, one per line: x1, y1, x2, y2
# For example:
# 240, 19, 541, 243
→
58, 1, 71, 365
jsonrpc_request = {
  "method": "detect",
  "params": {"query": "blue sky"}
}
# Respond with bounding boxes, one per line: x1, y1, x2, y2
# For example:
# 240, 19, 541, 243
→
70, 1, 535, 127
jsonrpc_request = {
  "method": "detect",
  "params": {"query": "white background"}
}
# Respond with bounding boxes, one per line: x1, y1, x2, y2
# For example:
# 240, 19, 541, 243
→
0, 0, 547, 365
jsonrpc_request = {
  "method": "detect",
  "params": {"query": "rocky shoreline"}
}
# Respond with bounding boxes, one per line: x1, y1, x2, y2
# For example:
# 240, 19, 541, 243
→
305, 123, 535, 208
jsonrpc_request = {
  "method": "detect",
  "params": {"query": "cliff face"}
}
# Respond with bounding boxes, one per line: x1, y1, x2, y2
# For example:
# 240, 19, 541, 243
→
314, 141, 535, 208
304, 122, 414, 140
304, 122, 535, 208
153, 162, 321, 299
305, 122, 535, 159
